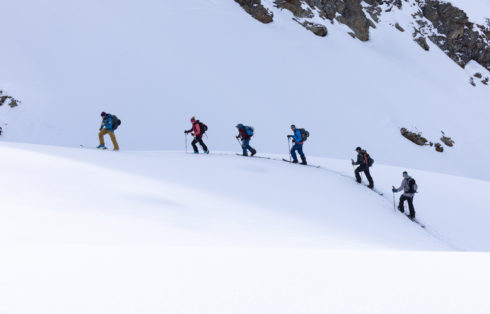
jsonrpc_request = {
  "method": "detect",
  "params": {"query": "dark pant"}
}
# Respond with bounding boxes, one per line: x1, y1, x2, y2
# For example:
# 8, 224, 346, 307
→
290, 143, 305, 161
399, 195, 415, 218
192, 136, 208, 153
242, 139, 256, 155
355, 165, 374, 187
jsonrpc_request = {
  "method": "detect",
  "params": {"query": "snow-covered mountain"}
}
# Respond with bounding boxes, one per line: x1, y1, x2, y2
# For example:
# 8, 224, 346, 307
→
1, 1, 490, 313
0, 0, 489, 180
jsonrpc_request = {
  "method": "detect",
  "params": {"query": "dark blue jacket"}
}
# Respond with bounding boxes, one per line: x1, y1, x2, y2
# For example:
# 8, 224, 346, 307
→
291, 129, 303, 144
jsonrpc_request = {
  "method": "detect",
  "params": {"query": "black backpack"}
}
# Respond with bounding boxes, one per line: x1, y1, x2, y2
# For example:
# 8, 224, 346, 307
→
408, 178, 418, 193
198, 121, 208, 134
363, 152, 374, 167
111, 115, 121, 130
298, 128, 310, 141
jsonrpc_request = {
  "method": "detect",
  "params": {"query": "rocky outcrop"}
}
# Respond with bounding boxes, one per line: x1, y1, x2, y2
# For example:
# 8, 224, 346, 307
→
0, 91, 20, 108
235, 0, 274, 24
417, 0, 490, 71
434, 143, 444, 152
440, 131, 455, 147
310, 0, 372, 41
400, 128, 428, 146
301, 20, 328, 37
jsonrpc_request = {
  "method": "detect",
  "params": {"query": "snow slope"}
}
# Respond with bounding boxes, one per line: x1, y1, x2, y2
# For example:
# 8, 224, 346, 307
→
1, 143, 490, 313
1, 0, 490, 181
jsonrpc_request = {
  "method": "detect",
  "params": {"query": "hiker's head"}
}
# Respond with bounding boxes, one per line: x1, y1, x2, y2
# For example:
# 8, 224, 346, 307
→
355, 147, 362, 152
290, 124, 296, 131
403, 171, 408, 178
190, 116, 196, 123
101, 112, 107, 118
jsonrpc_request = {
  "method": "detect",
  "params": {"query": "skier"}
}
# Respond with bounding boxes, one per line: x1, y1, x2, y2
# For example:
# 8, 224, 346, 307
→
392, 171, 417, 219
98, 112, 119, 151
0, 126, 2, 136
287, 124, 307, 165
184, 116, 209, 154
351, 147, 374, 189
236, 124, 256, 156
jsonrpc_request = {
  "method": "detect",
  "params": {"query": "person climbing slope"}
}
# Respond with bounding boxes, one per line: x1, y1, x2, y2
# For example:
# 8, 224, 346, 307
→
351, 147, 374, 189
98, 111, 120, 151
287, 124, 308, 165
236, 124, 256, 156
392, 171, 418, 220
184, 116, 209, 154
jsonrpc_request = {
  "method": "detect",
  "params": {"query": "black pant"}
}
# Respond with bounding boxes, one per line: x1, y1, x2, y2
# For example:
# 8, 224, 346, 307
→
399, 195, 415, 217
192, 136, 208, 153
355, 165, 374, 187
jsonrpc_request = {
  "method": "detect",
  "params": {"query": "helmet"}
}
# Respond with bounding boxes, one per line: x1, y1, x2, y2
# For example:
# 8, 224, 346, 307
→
355, 147, 362, 151
236, 124, 243, 128
101, 111, 107, 117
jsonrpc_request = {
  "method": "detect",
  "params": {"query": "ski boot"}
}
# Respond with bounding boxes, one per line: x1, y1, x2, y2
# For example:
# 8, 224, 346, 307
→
204, 150, 209, 154
251, 149, 257, 157
97, 145, 107, 150
301, 156, 307, 165
292, 159, 298, 164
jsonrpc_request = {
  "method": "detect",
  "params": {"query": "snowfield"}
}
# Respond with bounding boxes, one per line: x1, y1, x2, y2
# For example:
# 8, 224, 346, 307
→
1, 0, 490, 312
1, 143, 490, 313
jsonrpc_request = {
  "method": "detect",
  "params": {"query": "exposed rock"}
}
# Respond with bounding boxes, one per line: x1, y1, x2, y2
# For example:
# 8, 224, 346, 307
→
474, 72, 483, 78
235, 0, 274, 24
299, 20, 328, 37
470, 77, 476, 86
9, 99, 19, 108
347, 31, 356, 39
400, 128, 428, 146
0, 96, 11, 106
275, 0, 314, 18
415, 37, 430, 51
310, 0, 373, 41
419, 0, 490, 71
395, 23, 405, 32
440, 131, 455, 147
482, 77, 489, 85
434, 143, 444, 152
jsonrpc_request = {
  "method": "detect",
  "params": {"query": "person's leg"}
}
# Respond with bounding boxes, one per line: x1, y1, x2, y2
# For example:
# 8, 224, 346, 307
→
354, 166, 362, 183
191, 138, 199, 153
197, 136, 208, 152
297, 144, 305, 158
398, 195, 407, 213
290, 144, 298, 162
242, 139, 249, 156
98, 129, 108, 146
364, 168, 374, 188
407, 197, 415, 218
109, 131, 119, 150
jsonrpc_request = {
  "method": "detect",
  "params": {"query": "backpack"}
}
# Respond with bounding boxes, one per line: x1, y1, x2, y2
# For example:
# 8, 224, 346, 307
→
298, 128, 309, 142
363, 152, 374, 167
111, 115, 121, 130
408, 178, 418, 193
245, 126, 254, 136
198, 121, 208, 134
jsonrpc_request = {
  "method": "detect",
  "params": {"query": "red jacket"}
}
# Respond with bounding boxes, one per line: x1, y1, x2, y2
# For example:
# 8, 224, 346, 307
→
187, 121, 202, 137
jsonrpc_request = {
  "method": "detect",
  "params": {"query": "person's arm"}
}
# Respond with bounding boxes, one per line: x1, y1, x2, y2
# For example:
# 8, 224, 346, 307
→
352, 155, 361, 165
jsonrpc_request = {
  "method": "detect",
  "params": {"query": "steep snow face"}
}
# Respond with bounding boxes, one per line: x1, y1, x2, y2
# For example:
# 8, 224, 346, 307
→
0, 0, 489, 180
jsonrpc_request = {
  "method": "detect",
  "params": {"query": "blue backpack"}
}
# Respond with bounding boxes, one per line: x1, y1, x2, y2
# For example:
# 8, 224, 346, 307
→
245, 126, 254, 136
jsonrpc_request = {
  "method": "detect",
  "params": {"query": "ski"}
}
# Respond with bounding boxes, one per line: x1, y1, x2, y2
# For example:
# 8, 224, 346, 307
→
80, 145, 108, 150
235, 153, 271, 160
365, 185, 383, 196
406, 215, 426, 228
282, 158, 320, 168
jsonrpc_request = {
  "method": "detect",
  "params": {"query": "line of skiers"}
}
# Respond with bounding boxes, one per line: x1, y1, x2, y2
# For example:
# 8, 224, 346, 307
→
96, 112, 418, 220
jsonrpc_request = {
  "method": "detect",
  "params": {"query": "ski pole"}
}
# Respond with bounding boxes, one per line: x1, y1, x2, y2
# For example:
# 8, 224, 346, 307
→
236, 137, 242, 149
392, 191, 396, 212
287, 137, 292, 161
185, 133, 188, 153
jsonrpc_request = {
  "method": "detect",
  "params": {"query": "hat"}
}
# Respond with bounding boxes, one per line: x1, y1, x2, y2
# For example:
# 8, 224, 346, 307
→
101, 112, 107, 117
190, 116, 195, 122
355, 147, 361, 151
290, 124, 296, 129
236, 124, 243, 128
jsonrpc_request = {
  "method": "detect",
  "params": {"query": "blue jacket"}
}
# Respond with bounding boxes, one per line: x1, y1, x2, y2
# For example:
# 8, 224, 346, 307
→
291, 129, 303, 144
101, 114, 114, 131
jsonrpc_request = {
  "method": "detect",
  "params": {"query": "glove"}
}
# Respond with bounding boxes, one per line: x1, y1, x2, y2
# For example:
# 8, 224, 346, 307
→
392, 188, 397, 193
287, 135, 291, 138
351, 161, 355, 166
191, 133, 194, 136
236, 135, 240, 139
184, 130, 189, 134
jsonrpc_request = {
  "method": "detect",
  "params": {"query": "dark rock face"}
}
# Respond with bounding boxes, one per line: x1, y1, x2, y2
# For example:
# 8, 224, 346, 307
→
301, 21, 328, 37
440, 132, 455, 147
311, 0, 372, 41
434, 143, 444, 152
419, 0, 490, 71
235, 0, 274, 24
0, 91, 21, 108
275, 0, 314, 18
400, 128, 428, 146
